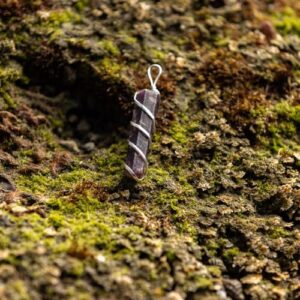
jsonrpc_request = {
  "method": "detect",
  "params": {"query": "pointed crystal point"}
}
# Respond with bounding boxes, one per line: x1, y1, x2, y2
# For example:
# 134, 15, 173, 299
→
125, 89, 161, 180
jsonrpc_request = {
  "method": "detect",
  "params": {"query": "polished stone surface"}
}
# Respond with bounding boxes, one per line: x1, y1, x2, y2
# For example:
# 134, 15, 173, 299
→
125, 89, 160, 180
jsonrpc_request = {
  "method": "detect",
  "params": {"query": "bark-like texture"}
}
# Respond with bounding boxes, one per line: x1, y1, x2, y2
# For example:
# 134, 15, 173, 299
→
1, 0, 300, 299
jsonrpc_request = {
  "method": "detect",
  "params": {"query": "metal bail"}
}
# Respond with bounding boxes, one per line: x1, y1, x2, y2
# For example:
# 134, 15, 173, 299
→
147, 64, 163, 92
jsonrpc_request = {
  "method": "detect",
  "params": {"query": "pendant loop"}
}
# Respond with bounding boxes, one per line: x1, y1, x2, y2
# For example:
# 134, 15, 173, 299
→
147, 64, 163, 92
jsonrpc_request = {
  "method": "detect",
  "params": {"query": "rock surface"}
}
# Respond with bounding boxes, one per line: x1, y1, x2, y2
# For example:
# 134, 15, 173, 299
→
0, 0, 300, 299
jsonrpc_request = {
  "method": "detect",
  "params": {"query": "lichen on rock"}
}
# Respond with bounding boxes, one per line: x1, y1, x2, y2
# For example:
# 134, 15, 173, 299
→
1, 0, 300, 299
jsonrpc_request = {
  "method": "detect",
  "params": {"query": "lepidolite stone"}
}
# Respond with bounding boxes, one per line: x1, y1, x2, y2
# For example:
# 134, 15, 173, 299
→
125, 89, 161, 180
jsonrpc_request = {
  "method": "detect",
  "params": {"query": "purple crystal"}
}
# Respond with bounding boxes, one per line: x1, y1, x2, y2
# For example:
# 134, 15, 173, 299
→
125, 89, 161, 180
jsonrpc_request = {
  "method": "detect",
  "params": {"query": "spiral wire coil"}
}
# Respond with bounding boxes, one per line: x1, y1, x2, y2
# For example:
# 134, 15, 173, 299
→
125, 64, 163, 181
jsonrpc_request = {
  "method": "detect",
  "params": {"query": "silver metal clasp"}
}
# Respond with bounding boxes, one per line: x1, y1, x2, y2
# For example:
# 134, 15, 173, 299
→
147, 64, 163, 92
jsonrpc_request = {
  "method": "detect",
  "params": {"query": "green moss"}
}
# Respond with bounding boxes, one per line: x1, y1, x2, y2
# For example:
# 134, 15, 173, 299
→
67, 259, 85, 276
47, 9, 82, 27
17, 149, 34, 163
0, 66, 21, 83
65, 287, 95, 300
150, 48, 168, 61
99, 57, 123, 78
36, 8, 82, 40
169, 120, 189, 145
208, 266, 222, 277
41, 191, 126, 255
166, 250, 177, 262
74, 0, 90, 12
17, 140, 126, 197
121, 34, 138, 45
273, 101, 300, 123
147, 167, 171, 185
53, 169, 98, 190
37, 127, 58, 148
156, 190, 178, 211
1, 0, 300, 297
190, 276, 212, 289
18, 167, 100, 195
252, 101, 300, 153
48, 116, 64, 129
48, 211, 66, 229
0, 66, 22, 109
267, 122, 296, 152
21, 226, 42, 244
2, 191, 136, 261
46, 204, 120, 254
7, 280, 31, 300
205, 240, 220, 256
187, 120, 200, 133
269, 227, 291, 239
167, 35, 189, 47
215, 37, 231, 47
96, 141, 127, 187
0, 230, 10, 249
223, 247, 240, 261
177, 220, 198, 236
144, 164, 199, 237
256, 181, 277, 195
176, 172, 196, 195
0, 89, 16, 109
98, 39, 121, 56
273, 7, 300, 35
18, 174, 50, 194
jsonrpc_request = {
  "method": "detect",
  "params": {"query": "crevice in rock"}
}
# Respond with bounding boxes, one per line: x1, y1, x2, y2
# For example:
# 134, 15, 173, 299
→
18, 50, 133, 149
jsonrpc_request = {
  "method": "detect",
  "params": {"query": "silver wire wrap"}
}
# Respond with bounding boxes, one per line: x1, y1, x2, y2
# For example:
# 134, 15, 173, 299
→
148, 64, 163, 92
125, 64, 163, 181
